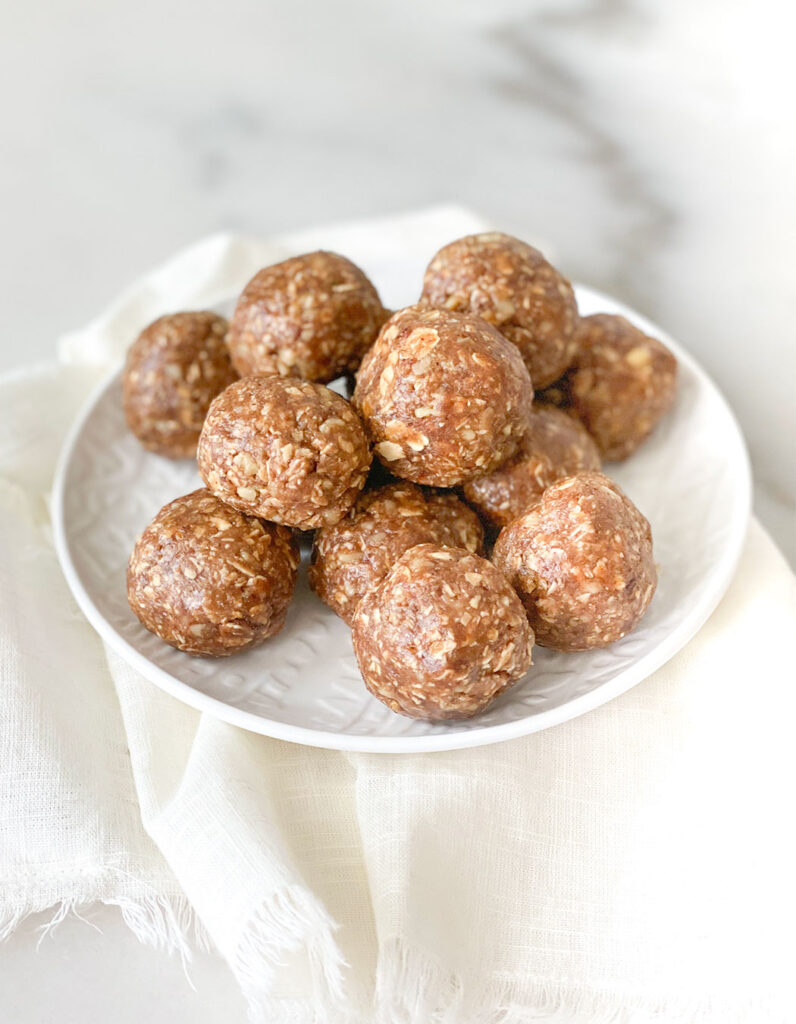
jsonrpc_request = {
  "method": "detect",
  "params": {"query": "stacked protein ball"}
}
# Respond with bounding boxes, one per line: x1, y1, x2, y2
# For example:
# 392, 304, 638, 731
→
123, 234, 678, 722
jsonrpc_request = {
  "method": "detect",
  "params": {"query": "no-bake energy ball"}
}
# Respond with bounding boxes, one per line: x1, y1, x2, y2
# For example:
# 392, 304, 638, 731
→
424, 489, 485, 554
352, 544, 534, 720
226, 251, 388, 383
492, 471, 656, 652
462, 404, 601, 530
309, 482, 484, 624
122, 312, 236, 458
421, 232, 579, 388
567, 314, 678, 461
197, 376, 371, 530
353, 305, 533, 487
127, 489, 299, 656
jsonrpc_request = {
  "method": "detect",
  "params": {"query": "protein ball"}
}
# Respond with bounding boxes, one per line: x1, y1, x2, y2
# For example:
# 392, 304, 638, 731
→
352, 544, 534, 720
127, 489, 299, 657
492, 471, 656, 652
226, 251, 388, 383
353, 305, 533, 487
462, 405, 601, 530
421, 232, 579, 388
123, 312, 236, 458
309, 482, 484, 624
567, 313, 678, 461
423, 490, 485, 554
198, 376, 371, 530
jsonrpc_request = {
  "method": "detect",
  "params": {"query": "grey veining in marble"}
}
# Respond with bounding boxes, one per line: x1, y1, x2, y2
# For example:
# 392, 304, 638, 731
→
3, 2, 790, 572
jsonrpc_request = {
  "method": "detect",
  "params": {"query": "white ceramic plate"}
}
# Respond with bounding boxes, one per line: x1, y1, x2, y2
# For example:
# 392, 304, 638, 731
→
52, 285, 750, 752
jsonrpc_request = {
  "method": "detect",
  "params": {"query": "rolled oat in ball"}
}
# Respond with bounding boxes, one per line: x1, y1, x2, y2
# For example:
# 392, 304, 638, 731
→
309, 482, 484, 624
492, 471, 656, 652
421, 232, 579, 388
198, 376, 371, 530
462, 404, 601, 530
127, 488, 299, 657
567, 314, 678, 461
123, 311, 236, 458
226, 251, 388, 383
423, 489, 485, 553
352, 544, 534, 720
353, 305, 532, 487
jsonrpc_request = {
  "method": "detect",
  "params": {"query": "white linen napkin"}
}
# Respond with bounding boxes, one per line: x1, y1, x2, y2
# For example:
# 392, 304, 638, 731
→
1, 207, 794, 1024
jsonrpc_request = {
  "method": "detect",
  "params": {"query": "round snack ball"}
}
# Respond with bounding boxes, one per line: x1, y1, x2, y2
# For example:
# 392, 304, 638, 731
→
423, 489, 485, 554
309, 482, 484, 624
226, 251, 388, 383
352, 544, 534, 720
421, 232, 579, 388
492, 471, 656, 652
462, 404, 601, 530
123, 311, 236, 458
353, 305, 532, 487
127, 489, 299, 657
198, 376, 371, 530
567, 313, 678, 461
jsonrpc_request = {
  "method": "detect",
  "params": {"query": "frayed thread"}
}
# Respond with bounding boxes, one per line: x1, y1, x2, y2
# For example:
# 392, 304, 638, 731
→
234, 883, 348, 1023
374, 937, 462, 1024
0, 869, 212, 986
371, 937, 789, 1024
4, 896, 786, 1023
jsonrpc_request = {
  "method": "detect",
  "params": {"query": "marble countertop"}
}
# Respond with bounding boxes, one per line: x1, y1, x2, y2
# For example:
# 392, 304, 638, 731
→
1, 0, 793, 1019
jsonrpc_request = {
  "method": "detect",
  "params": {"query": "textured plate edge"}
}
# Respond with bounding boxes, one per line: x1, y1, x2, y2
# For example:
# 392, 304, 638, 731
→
51, 288, 752, 753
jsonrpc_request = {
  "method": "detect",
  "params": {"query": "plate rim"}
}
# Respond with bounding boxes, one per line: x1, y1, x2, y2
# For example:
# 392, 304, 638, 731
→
51, 285, 752, 753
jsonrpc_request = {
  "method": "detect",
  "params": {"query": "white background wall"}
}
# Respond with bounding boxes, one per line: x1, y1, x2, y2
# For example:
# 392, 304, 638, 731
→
0, 1, 793, 1019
